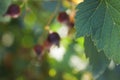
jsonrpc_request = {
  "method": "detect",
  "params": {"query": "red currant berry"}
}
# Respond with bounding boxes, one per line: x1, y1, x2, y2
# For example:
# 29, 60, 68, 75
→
47, 32, 61, 47
57, 12, 69, 23
33, 45, 43, 56
5, 4, 20, 18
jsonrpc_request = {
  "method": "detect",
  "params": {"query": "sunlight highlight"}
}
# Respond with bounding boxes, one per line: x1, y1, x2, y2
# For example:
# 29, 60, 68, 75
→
49, 46, 65, 62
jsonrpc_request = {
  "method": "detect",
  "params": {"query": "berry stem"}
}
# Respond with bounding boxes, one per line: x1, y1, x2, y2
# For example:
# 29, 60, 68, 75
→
45, 0, 61, 31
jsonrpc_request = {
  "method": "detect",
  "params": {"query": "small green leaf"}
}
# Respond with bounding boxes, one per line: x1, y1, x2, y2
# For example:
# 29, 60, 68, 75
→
75, 0, 120, 63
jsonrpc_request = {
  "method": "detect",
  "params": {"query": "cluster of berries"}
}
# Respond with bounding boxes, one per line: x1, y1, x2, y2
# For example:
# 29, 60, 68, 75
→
5, 4, 76, 58
33, 32, 61, 56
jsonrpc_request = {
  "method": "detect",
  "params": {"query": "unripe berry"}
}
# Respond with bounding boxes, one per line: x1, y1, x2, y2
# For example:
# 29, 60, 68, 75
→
5, 4, 20, 18
57, 12, 69, 23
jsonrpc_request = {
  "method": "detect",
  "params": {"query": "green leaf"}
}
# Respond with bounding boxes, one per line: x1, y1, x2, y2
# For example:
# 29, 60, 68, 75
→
84, 36, 110, 79
97, 65, 120, 80
75, 0, 120, 63
0, 0, 11, 16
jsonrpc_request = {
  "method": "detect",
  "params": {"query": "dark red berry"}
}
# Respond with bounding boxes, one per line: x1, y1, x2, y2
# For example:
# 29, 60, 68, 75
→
47, 32, 60, 47
34, 45, 43, 55
57, 12, 69, 23
5, 4, 20, 18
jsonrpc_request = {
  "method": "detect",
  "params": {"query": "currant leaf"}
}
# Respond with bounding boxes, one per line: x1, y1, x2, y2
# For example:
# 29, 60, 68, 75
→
75, 0, 120, 63
84, 36, 110, 79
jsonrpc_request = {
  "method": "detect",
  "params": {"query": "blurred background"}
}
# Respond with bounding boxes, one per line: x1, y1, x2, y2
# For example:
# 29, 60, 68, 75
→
0, 0, 91, 80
